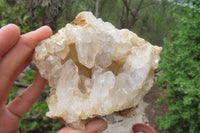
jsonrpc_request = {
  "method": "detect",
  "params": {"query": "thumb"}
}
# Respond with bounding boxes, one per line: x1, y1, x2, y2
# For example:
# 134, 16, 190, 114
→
58, 118, 107, 133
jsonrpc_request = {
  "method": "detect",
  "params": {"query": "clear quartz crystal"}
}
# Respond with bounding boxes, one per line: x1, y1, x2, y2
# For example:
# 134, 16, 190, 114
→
33, 11, 162, 129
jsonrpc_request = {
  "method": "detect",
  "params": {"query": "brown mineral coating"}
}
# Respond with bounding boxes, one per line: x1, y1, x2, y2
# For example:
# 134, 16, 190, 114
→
71, 13, 87, 26
33, 11, 162, 129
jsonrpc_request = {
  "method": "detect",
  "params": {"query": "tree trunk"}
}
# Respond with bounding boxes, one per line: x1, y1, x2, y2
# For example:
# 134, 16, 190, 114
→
95, 0, 100, 17
128, 0, 144, 29
122, 0, 144, 29
26, 0, 63, 32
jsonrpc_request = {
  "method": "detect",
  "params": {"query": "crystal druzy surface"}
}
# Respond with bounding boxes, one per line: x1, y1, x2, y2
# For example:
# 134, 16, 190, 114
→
33, 11, 162, 129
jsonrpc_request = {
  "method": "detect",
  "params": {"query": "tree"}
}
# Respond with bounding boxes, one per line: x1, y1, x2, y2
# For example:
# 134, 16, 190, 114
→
156, 0, 200, 132
121, 0, 144, 29
0, 0, 38, 33
132, 0, 181, 46
27, 0, 63, 32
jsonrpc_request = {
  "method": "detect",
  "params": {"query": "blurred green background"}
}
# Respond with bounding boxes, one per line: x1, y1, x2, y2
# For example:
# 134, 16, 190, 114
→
1, 0, 199, 132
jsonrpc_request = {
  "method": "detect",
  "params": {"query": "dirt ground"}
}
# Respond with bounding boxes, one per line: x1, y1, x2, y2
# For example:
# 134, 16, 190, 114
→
144, 84, 168, 133
103, 84, 168, 133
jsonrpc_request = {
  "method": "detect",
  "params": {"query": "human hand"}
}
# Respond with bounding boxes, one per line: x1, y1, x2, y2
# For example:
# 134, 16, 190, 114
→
0, 24, 107, 133
0, 24, 52, 133
58, 118, 107, 133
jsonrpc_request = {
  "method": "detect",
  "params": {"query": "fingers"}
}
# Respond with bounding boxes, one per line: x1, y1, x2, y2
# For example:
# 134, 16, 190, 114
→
0, 55, 33, 105
13, 54, 33, 81
58, 118, 107, 133
0, 26, 52, 80
0, 24, 20, 58
7, 71, 46, 117
0, 26, 52, 103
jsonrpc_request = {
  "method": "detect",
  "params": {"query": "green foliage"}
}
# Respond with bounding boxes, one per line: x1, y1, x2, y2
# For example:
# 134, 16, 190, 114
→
36, 7, 45, 16
0, 0, 38, 33
6, 86, 18, 104
156, 1, 200, 132
20, 101, 58, 132
19, 70, 36, 84
134, 0, 180, 46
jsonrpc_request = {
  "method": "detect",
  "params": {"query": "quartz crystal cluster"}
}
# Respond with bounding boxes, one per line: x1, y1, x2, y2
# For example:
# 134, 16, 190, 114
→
33, 11, 162, 129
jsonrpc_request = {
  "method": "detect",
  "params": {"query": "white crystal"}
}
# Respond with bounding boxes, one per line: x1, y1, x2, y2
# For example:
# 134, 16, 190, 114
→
33, 11, 162, 129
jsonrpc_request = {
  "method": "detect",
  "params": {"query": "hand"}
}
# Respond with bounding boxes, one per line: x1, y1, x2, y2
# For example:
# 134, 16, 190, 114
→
58, 118, 107, 133
0, 24, 52, 133
0, 24, 107, 133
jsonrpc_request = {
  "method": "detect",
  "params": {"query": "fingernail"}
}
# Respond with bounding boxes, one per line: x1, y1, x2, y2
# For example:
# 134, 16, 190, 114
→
34, 25, 52, 32
97, 122, 108, 133
33, 26, 53, 37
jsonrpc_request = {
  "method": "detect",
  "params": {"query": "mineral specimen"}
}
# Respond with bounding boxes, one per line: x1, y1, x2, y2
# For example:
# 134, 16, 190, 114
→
33, 11, 162, 129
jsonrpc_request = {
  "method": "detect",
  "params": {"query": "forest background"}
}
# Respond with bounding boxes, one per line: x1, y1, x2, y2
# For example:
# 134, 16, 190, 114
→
0, 0, 199, 133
